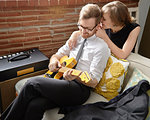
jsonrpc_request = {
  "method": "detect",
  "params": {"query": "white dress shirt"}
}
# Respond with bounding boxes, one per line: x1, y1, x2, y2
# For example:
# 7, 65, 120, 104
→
56, 34, 110, 82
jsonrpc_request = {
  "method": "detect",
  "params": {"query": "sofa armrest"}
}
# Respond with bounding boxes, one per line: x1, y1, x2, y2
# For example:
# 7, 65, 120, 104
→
122, 53, 150, 90
127, 53, 150, 77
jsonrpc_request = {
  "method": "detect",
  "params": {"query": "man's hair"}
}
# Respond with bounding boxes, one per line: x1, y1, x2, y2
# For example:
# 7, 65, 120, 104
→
102, 1, 133, 26
79, 4, 102, 25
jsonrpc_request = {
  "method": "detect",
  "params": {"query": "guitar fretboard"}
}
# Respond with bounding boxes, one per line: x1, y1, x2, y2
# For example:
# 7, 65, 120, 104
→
59, 67, 82, 76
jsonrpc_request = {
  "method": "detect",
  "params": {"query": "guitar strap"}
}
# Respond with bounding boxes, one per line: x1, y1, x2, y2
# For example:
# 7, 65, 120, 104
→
74, 39, 87, 68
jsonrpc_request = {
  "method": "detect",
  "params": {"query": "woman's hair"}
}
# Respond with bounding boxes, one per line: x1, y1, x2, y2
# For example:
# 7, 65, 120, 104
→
79, 4, 102, 25
102, 1, 133, 26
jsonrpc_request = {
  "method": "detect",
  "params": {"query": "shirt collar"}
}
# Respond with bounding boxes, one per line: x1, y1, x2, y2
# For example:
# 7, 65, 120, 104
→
81, 34, 97, 41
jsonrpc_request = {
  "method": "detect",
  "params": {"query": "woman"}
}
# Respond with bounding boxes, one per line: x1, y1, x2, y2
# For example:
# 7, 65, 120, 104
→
69, 1, 140, 59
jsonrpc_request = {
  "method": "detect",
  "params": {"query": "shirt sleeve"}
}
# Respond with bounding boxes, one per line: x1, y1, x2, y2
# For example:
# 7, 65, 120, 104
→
89, 45, 110, 82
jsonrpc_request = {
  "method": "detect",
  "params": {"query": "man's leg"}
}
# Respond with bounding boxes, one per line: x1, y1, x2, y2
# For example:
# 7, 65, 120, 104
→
24, 97, 56, 120
1, 77, 90, 120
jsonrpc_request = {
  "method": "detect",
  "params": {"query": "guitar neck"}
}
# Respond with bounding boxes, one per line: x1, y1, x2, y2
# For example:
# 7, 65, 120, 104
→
59, 67, 82, 76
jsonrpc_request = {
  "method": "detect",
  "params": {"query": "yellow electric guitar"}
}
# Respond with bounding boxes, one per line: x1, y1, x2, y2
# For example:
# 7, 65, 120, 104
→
44, 56, 91, 83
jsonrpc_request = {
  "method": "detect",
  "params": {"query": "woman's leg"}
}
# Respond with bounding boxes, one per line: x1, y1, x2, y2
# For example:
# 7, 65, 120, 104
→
1, 77, 90, 120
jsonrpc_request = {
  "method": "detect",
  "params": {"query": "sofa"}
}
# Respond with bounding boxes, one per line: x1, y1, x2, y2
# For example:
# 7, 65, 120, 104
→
15, 53, 150, 120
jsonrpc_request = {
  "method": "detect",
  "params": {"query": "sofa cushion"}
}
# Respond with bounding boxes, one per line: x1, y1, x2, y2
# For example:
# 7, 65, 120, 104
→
94, 54, 129, 100
124, 68, 150, 90
123, 53, 150, 90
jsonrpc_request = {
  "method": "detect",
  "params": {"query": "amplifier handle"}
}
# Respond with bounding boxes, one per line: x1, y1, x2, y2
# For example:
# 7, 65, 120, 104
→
8, 53, 30, 62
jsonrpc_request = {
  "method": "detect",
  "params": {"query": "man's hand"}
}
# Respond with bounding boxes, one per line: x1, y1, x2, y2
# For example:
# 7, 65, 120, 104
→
63, 69, 77, 81
48, 60, 61, 72
49, 54, 62, 72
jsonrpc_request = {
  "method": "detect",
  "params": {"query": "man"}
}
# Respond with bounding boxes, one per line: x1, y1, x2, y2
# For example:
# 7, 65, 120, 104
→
1, 4, 110, 120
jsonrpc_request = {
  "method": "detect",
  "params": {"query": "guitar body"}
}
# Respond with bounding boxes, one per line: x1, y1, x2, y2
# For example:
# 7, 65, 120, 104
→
44, 56, 77, 79
44, 56, 91, 83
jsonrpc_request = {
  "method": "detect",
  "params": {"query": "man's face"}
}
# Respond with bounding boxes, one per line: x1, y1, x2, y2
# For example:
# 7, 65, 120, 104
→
78, 18, 97, 39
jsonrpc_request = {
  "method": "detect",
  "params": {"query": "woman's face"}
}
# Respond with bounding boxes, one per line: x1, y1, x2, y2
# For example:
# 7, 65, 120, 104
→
101, 12, 114, 29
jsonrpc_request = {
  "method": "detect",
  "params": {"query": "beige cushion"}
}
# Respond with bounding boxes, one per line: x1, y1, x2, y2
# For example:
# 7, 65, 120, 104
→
123, 53, 150, 90
124, 68, 150, 90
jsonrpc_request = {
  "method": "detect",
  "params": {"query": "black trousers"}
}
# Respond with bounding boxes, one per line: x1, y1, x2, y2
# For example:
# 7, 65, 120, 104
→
1, 77, 90, 120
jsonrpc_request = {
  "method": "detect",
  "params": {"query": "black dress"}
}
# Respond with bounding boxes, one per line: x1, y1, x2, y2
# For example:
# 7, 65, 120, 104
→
106, 22, 140, 52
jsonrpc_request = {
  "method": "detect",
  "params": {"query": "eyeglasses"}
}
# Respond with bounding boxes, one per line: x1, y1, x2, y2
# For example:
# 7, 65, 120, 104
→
77, 24, 97, 32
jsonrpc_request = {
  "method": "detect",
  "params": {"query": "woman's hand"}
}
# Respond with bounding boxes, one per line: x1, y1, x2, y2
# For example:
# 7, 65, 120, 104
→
96, 24, 108, 40
68, 31, 80, 50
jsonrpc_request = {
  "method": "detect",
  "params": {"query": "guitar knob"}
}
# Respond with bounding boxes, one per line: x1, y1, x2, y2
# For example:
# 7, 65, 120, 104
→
62, 61, 67, 66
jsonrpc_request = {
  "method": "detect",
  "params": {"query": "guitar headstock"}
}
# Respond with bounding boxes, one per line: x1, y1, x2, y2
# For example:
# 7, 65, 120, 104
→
79, 71, 91, 83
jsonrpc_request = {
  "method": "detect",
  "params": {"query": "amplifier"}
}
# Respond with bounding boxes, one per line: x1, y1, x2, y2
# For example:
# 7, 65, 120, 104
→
0, 48, 49, 82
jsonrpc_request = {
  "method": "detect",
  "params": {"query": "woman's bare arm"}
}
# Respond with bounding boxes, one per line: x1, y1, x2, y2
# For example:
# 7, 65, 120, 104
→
68, 31, 80, 50
96, 26, 140, 59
